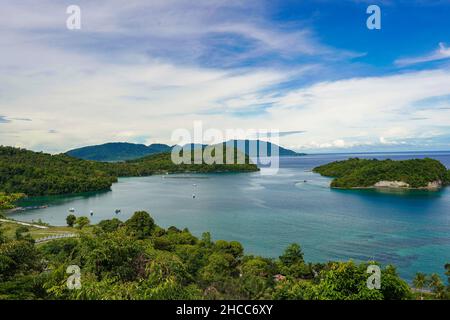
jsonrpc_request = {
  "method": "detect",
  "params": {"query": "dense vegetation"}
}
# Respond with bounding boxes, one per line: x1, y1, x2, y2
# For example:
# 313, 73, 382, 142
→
2, 211, 447, 300
0, 146, 258, 198
313, 158, 450, 189
0, 147, 117, 197
66, 142, 172, 162
0, 193, 25, 210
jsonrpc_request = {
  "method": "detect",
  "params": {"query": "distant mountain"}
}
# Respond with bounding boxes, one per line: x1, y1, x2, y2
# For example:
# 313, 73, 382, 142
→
66, 140, 305, 162
221, 140, 306, 157
66, 142, 172, 162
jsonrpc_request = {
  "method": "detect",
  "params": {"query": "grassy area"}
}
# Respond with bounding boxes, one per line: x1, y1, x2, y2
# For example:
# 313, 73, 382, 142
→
0, 219, 81, 241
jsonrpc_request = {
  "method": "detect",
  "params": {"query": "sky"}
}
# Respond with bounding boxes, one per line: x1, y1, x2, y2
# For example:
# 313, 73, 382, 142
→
1, 0, 450, 153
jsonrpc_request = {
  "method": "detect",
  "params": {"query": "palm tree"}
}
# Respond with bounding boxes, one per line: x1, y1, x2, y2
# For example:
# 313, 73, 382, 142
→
413, 272, 427, 300
429, 273, 445, 299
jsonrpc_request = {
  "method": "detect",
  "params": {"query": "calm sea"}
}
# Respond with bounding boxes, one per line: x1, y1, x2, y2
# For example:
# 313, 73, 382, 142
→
9, 151, 450, 282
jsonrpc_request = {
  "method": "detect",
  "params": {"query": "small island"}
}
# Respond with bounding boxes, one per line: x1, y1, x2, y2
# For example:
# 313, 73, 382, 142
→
313, 158, 450, 190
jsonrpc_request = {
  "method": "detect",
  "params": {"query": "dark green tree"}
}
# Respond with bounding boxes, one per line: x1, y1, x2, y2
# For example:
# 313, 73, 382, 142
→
75, 216, 90, 229
279, 243, 304, 266
66, 214, 76, 227
125, 211, 155, 239
97, 218, 123, 233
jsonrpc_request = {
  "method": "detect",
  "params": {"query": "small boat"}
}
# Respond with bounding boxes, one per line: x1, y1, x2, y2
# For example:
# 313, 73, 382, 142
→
69, 208, 75, 213
115, 209, 121, 214
192, 194, 196, 199
90, 210, 94, 216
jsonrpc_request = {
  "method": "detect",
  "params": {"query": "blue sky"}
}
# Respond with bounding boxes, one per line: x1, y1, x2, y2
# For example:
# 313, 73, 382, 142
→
0, 0, 450, 153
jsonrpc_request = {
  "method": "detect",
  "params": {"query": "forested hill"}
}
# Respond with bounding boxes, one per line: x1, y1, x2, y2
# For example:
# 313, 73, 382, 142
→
313, 158, 450, 189
0, 146, 258, 197
0, 146, 117, 197
66, 142, 172, 162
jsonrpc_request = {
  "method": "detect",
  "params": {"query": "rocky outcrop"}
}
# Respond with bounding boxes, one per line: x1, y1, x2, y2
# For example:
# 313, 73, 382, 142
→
373, 180, 442, 190
426, 180, 442, 190
374, 181, 410, 188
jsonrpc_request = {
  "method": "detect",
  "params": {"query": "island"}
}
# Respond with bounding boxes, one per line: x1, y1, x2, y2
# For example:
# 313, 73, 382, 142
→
313, 158, 450, 190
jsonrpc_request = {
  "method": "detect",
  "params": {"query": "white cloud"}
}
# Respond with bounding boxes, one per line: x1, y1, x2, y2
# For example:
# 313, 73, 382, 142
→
262, 68, 450, 151
395, 42, 450, 66
1, 1, 450, 153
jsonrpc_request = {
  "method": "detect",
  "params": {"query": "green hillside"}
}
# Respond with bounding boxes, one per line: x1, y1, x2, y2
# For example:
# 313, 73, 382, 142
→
66, 142, 172, 162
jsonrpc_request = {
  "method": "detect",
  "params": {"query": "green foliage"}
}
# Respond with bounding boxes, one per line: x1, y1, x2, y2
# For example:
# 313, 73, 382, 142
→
0, 146, 116, 196
0, 192, 25, 210
66, 142, 172, 162
125, 211, 155, 239
379, 265, 412, 300
314, 157, 450, 189
428, 273, 447, 299
75, 216, 90, 229
0, 227, 6, 244
78, 229, 147, 282
116, 147, 258, 176
97, 218, 123, 233
279, 243, 304, 266
14, 225, 32, 241
0, 212, 441, 300
0, 239, 41, 281
413, 272, 428, 290
0, 146, 258, 199
66, 214, 77, 227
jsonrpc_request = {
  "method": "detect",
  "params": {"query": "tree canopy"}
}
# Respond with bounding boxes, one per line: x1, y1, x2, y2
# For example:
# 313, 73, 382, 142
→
0, 212, 438, 300
313, 158, 450, 189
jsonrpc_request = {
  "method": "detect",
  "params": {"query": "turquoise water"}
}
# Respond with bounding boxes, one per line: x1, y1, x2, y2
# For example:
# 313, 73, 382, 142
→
9, 152, 450, 281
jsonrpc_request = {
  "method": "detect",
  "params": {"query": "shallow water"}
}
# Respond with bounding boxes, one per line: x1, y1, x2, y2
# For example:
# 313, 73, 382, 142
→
9, 151, 450, 281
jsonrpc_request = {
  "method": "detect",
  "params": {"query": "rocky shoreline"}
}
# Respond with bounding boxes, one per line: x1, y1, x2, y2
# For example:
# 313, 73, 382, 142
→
331, 180, 443, 191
